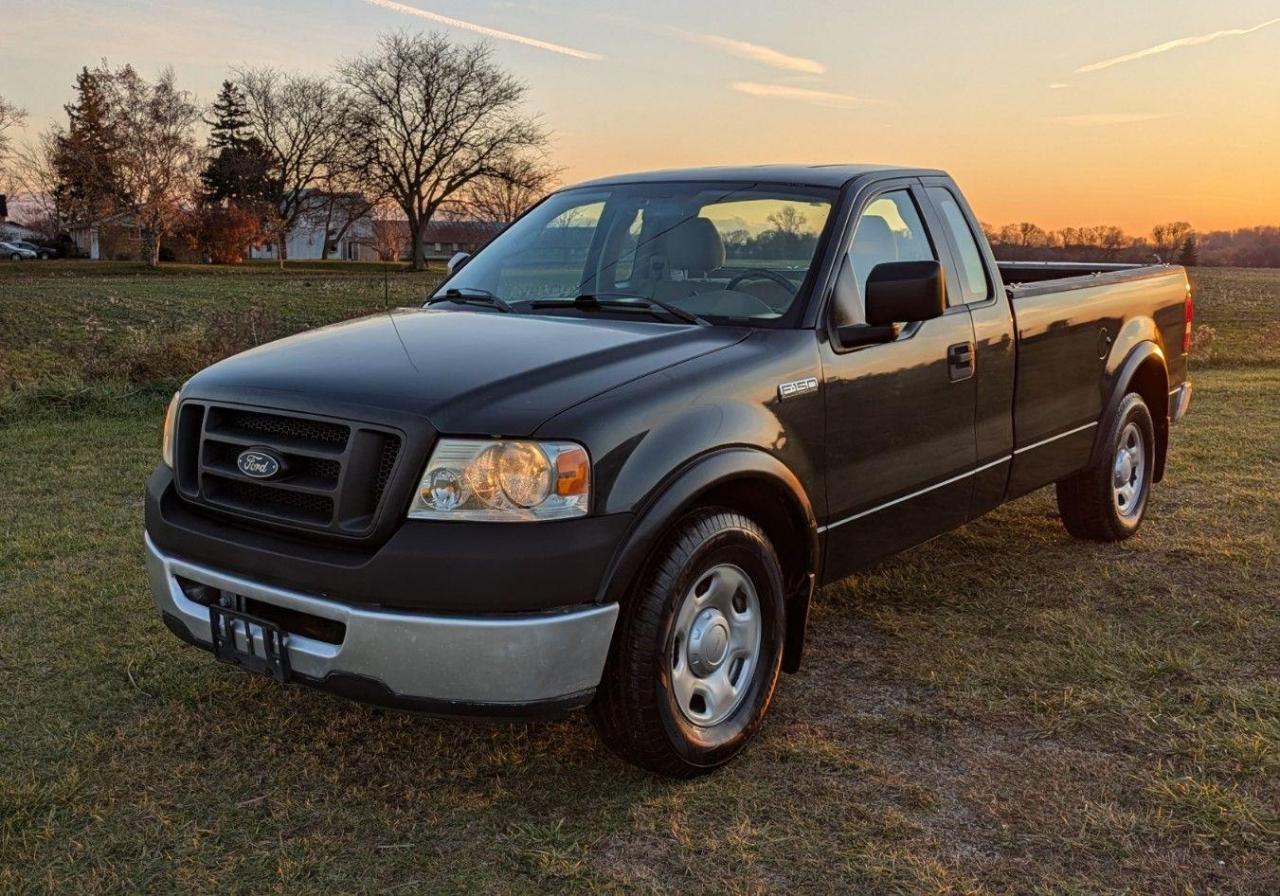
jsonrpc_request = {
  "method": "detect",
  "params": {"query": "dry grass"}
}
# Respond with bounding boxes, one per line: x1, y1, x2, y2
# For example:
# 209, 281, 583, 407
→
0, 264, 1277, 893
0, 260, 443, 393
1188, 267, 1280, 367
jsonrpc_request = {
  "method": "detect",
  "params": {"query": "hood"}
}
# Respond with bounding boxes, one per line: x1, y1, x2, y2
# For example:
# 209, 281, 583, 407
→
185, 308, 747, 435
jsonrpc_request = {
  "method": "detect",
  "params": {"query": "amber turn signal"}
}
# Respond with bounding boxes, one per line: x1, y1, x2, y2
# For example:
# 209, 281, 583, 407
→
555, 445, 590, 497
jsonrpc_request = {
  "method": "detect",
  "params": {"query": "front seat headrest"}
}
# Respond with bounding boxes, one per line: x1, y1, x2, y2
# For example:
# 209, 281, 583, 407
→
664, 217, 726, 273
852, 215, 898, 265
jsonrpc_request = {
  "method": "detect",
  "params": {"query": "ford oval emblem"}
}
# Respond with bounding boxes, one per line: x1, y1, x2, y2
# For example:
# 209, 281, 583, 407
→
236, 448, 282, 479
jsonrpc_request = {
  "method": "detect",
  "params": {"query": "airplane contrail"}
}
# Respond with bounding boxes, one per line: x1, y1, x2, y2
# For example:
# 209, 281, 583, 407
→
600, 14, 824, 74
1050, 112, 1174, 126
1076, 17, 1280, 73
732, 82, 870, 109
361, 0, 604, 61
672, 29, 825, 75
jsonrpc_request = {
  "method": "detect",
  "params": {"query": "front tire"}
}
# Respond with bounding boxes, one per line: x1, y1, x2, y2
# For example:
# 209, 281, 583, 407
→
590, 508, 785, 777
1056, 392, 1156, 541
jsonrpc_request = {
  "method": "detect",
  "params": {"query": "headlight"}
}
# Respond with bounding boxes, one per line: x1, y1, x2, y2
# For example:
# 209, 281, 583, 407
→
408, 439, 590, 522
161, 392, 180, 468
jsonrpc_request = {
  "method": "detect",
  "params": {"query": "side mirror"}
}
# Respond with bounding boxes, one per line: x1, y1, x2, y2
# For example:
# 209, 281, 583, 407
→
835, 260, 946, 349
447, 251, 472, 275
865, 260, 946, 326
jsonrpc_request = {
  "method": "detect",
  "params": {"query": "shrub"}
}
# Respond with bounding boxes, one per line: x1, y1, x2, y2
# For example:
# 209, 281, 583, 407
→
1190, 324, 1217, 364
184, 204, 265, 264
71, 305, 282, 385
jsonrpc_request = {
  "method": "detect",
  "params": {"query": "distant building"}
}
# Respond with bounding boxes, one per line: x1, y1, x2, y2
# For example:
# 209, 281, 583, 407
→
371, 219, 503, 262
249, 192, 378, 262
68, 212, 140, 260
418, 221, 502, 261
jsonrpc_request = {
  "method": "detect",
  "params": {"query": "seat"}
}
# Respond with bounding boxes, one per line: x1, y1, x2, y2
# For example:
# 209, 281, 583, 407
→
651, 217, 725, 305
650, 217, 778, 318
831, 215, 902, 328
851, 215, 899, 291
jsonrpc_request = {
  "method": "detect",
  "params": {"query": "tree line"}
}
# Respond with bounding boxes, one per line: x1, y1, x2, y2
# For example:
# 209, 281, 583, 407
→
982, 220, 1280, 268
0, 32, 557, 269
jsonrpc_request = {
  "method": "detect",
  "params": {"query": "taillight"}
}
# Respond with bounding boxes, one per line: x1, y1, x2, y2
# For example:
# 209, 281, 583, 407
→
1181, 282, 1194, 354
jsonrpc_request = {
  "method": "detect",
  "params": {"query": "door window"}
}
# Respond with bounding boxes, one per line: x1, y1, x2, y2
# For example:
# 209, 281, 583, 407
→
927, 187, 990, 303
834, 190, 936, 325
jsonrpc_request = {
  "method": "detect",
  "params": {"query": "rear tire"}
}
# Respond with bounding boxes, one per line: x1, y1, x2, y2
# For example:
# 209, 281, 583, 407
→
589, 508, 785, 777
1056, 392, 1155, 541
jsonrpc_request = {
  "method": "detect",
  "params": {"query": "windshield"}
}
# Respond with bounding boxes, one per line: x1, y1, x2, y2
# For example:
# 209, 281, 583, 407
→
433, 181, 837, 325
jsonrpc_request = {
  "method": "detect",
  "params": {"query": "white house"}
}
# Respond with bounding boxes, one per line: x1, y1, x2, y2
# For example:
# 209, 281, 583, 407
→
249, 192, 378, 261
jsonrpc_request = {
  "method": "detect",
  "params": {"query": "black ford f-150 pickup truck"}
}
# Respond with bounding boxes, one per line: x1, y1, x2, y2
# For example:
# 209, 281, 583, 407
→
145, 164, 1193, 776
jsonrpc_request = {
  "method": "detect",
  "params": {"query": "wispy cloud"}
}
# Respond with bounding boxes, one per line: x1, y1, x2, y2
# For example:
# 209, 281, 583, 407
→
1048, 82, 1070, 89
361, 0, 603, 60
601, 14, 824, 74
1076, 17, 1280, 73
1050, 112, 1173, 126
732, 82, 871, 109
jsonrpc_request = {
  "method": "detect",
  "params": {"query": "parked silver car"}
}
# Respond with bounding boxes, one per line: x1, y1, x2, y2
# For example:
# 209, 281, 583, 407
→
11, 240, 55, 259
1, 241, 38, 260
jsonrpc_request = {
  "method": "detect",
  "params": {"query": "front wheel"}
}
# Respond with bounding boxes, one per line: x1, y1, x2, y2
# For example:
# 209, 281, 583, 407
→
1056, 392, 1156, 541
590, 508, 785, 777
9, 254, 20, 261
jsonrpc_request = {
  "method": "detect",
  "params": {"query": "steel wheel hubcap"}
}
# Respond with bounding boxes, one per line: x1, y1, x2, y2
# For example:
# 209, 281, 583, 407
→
670, 563, 761, 727
1112, 422, 1146, 519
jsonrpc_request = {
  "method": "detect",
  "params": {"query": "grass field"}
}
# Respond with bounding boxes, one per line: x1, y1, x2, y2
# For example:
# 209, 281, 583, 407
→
1, 262, 1277, 893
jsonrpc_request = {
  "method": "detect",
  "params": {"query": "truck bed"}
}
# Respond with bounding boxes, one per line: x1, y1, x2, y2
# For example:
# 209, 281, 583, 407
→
998, 260, 1165, 290
998, 261, 1190, 498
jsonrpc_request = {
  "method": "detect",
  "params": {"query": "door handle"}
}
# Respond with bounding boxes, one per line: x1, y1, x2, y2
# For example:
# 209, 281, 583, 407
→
947, 341, 975, 382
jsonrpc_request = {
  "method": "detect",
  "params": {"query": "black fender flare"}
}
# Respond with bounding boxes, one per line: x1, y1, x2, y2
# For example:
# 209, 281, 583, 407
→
1088, 341, 1169, 479
595, 447, 820, 672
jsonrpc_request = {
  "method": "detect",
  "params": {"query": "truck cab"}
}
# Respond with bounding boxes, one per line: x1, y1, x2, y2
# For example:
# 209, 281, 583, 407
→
145, 165, 1191, 776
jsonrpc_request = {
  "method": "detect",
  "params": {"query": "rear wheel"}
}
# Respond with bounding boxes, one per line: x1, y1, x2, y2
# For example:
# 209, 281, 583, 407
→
1056, 392, 1155, 541
590, 508, 785, 777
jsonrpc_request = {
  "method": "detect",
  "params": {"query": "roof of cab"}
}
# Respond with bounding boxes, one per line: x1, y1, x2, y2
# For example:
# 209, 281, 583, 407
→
569, 163, 947, 191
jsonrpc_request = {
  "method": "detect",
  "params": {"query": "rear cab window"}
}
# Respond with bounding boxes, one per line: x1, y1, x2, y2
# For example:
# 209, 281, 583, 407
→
926, 187, 991, 303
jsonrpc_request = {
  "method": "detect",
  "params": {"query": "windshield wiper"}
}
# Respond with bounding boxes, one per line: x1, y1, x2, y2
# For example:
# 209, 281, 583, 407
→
427, 287, 516, 313
535, 292, 709, 326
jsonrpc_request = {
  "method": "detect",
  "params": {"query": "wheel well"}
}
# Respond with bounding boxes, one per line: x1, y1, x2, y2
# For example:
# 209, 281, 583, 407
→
1126, 356, 1169, 481
698, 477, 813, 598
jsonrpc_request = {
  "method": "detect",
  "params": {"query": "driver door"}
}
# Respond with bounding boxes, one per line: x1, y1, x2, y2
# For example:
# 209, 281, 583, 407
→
820, 182, 978, 581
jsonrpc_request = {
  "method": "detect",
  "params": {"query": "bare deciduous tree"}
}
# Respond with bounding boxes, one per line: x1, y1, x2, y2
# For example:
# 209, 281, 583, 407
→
0, 94, 27, 177
7, 133, 63, 238
1151, 222, 1193, 262
371, 208, 409, 262
313, 149, 385, 260
339, 32, 547, 270
236, 67, 345, 265
459, 156, 558, 228
103, 66, 203, 266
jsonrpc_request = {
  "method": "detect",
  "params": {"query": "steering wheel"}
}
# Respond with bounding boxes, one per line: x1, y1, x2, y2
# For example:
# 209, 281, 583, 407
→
726, 269, 798, 295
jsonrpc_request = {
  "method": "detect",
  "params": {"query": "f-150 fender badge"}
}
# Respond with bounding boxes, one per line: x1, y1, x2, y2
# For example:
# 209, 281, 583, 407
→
778, 377, 819, 400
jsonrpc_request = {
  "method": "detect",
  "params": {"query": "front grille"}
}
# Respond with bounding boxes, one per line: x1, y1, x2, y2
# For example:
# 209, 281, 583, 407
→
174, 403, 407, 538
222, 410, 348, 446
209, 479, 335, 524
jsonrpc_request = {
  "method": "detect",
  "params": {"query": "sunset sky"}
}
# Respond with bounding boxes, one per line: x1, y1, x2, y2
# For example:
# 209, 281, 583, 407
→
5, 0, 1279, 233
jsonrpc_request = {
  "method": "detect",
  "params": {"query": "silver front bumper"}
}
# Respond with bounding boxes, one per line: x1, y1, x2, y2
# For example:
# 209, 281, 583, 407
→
145, 534, 619, 707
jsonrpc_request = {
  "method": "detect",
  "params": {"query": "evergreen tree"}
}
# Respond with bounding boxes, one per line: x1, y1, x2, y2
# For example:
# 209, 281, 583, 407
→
205, 80, 250, 150
52, 66, 122, 221
1177, 234, 1199, 267
201, 79, 270, 203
